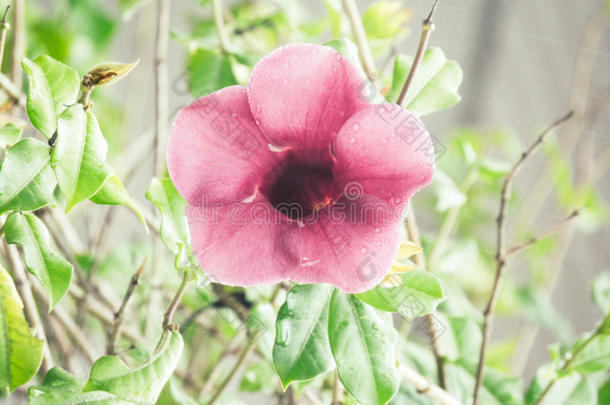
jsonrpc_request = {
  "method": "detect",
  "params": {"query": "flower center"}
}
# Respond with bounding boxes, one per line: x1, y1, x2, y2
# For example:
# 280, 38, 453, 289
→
262, 152, 336, 220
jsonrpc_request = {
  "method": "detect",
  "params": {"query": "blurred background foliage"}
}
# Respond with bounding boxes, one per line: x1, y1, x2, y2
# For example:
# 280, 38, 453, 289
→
0, 0, 608, 404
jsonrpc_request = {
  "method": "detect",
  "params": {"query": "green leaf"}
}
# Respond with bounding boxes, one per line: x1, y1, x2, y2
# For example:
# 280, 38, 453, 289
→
0, 266, 44, 396
356, 270, 444, 314
329, 290, 399, 405
51, 105, 112, 211
22, 57, 56, 138
145, 177, 192, 268
29, 367, 130, 405
362, 1, 410, 39
4, 212, 73, 310
91, 175, 146, 227
567, 334, 610, 374
0, 123, 23, 149
239, 362, 276, 393
33, 55, 80, 116
273, 284, 335, 388
187, 48, 238, 97
323, 38, 363, 73
386, 47, 463, 117
0, 138, 56, 214
592, 271, 610, 314
83, 330, 183, 404
446, 362, 523, 405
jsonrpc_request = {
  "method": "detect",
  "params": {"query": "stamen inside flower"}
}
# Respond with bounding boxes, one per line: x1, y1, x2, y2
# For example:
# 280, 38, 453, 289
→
261, 152, 336, 220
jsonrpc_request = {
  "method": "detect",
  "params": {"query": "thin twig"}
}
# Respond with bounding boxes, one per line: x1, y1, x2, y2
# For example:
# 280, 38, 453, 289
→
396, 0, 439, 106
0, 5, 11, 68
212, 0, 229, 53
207, 330, 262, 405
504, 210, 579, 257
396, 0, 446, 388
331, 371, 344, 405
0, 71, 25, 106
428, 168, 478, 269
341, 0, 376, 81
404, 210, 447, 388
398, 364, 461, 405
153, 0, 169, 177
29, 277, 98, 363
147, 0, 171, 340
10, 0, 24, 90
106, 259, 146, 355
4, 242, 53, 373
471, 111, 574, 405
68, 285, 144, 345
163, 272, 190, 330
533, 319, 606, 405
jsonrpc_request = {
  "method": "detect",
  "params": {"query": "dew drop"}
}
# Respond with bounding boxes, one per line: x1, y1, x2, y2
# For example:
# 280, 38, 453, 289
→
335, 53, 342, 61
349, 138, 355, 144
352, 123, 360, 131
360, 247, 368, 254
375, 228, 381, 233
275, 320, 290, 347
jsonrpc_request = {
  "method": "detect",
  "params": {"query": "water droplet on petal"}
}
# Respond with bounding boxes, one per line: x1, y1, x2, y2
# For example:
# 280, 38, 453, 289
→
375, 228, 381, 233
349, 138, 355, 144
360, 247, 368, 254
353, 123, 360, 131
335, 53, 342, 61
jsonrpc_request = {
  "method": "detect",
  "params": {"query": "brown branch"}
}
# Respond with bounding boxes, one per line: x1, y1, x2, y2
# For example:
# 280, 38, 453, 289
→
9, 0, 24, 89
341, 0, 376, 81
398, 0, 446, 389
331, 371, 344, 405
471, 111, 574, 405
398, 364, 461, 405
0, 5, 11, 68
106, 259, 146, 355
505, 210, 580, 257
29, 275, 98, 363
396, 0, 439, 106
207, 330, 262, 405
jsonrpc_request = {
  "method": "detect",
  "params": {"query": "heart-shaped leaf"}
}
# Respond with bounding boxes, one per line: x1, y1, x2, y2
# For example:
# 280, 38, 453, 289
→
0, 138, 56, 214
273, 284, 335, 387
0, 266, 44, 395
329, 290, 399, 405
4, 212, 73, 310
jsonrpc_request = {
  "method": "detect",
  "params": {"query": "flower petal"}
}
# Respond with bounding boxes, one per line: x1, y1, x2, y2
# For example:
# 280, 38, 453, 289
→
167, 85, 277, 205
290, 195, 403, 293
247, 43, 369, 155
334, 104, 435, 207
187, 198, 302, 286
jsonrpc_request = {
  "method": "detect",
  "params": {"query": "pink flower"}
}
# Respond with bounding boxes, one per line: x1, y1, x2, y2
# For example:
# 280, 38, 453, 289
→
167, 44, 434, 293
